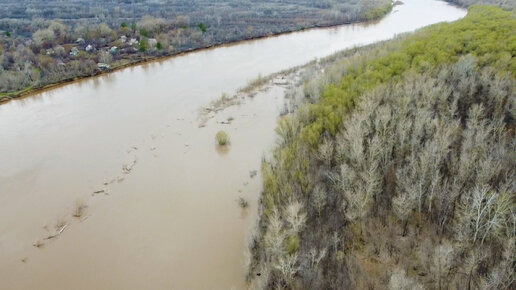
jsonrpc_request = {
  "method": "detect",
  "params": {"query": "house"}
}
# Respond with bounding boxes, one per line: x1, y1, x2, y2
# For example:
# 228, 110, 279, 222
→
128, 38, 138, 46
120, 35, 127, 43
75, 38, 85, 44
85, 44, 93, 52
148, 38, 157, 48
109, 46, 118, 54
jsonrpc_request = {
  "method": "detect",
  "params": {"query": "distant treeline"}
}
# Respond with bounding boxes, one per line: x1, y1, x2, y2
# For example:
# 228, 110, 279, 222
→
445, 0, 515, 10
0, 0, 392, 97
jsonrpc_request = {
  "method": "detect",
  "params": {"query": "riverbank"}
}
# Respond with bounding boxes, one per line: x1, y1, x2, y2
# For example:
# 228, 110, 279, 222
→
0, 4, 393, 104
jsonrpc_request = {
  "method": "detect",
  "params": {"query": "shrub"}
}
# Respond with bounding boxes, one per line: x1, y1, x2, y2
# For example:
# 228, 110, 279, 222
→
238, 197, 249, 208
197, 22, 206, 33
139, 38, 148, 52
73, 198, 86, 217
239, 74, 268, 94
139, 28, 149, 37
215, 131, 230, 146
285, 235, 300, 254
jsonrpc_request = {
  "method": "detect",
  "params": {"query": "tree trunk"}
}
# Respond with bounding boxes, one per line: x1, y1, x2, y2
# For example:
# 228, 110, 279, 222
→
402, 219, 408, 236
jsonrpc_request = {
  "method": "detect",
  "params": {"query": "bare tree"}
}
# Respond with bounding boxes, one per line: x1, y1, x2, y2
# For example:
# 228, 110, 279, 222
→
388, 268, 423, 290
285, 200, 307, 235
432, 242, 454, 290
273, 253, 299, 285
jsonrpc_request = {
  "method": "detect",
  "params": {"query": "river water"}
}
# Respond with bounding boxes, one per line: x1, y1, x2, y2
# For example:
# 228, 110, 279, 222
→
0, 1, 465, 289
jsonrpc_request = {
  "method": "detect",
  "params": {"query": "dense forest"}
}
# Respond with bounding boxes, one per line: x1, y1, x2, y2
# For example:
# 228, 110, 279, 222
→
0, 0, 392, 98
248, 5, 515, 289
445, 0, 515, 9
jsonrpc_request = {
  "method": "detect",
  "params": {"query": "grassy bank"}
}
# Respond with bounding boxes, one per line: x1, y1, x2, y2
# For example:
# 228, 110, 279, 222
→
248, 6, 515, 289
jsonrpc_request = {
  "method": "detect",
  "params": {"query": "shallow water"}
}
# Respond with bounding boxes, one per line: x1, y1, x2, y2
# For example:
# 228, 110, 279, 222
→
0, 1, 465, 289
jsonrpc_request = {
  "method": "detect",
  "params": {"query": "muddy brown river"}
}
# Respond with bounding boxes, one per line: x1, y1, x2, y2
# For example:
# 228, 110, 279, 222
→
0, 1, 465, 289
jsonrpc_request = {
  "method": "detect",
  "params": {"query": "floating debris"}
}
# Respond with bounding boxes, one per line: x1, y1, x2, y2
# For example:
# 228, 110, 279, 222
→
122, 158, 137, 174
44, 222, 68, 240
92, 187, 109, 196
33, 239, 44, 248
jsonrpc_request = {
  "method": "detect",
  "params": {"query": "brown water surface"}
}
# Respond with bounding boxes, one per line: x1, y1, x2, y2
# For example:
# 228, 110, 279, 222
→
0, 1, 465, 289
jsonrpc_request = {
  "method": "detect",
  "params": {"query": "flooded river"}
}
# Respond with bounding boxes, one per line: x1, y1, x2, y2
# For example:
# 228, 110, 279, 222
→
0, 1, 465, 289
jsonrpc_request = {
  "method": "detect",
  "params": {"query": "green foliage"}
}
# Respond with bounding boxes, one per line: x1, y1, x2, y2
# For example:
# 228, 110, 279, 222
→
364, 2, 393, 20
139, 28, 149, 37
302, 6, 516, 146
285, 235, 300, 254
197, 22, 206, 33
5, 31, 10, 37
130, 22, 137, 31
445, 0, 515, 10
261, 162, 279, 215
138, 38, 147, 52
120, 22, 128, 28
215, 130, 230, 145
156, 42, 162, 50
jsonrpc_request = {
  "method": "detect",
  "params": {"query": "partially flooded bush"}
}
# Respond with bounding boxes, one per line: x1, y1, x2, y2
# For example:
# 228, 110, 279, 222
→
239, 74, 268, 94
72, 198, 86, 218
238, 197, 249, 208
215, 130, 230, 146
